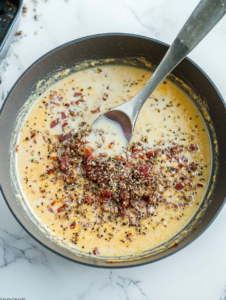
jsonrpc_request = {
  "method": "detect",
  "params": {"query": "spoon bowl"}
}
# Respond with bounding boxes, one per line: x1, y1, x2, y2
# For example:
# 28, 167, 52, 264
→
92, 109, 132, 140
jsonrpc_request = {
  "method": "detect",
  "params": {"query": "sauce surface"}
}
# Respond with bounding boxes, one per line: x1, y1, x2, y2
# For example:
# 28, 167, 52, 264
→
16, 65, 211, 256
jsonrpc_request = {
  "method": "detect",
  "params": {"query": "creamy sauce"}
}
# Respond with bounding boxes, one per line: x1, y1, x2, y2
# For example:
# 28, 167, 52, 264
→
86, 115, 127, 156
16, 65, 211, 256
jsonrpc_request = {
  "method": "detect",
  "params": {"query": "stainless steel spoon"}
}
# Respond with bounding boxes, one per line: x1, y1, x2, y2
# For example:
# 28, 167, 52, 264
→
92, 0, 226, 151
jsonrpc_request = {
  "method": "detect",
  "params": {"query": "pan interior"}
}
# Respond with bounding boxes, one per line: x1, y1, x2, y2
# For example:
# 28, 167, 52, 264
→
9, 57, 218, 263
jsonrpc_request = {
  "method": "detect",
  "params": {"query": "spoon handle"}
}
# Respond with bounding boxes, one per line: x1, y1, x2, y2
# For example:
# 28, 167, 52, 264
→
124, 0, 226, 124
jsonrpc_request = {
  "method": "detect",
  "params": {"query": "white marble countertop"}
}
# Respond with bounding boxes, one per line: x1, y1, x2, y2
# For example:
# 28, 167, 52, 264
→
1, 0, 226, 299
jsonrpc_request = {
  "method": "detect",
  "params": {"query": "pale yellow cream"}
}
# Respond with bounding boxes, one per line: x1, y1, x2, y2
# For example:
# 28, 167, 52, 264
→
16, 65, 211, 256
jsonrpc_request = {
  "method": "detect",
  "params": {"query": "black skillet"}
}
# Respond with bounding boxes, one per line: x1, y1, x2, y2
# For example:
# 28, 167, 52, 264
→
0, 33, 225, 268
0, 0, 23, 62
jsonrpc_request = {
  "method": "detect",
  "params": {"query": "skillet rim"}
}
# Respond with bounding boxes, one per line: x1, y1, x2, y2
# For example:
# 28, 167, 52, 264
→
0, 32, 225, 268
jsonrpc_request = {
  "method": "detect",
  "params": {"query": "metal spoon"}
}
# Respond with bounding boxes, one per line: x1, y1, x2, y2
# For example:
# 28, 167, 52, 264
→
92, 0, 226, 151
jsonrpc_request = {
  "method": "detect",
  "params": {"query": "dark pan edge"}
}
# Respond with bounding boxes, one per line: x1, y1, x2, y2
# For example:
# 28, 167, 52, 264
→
0, 33, 226, 268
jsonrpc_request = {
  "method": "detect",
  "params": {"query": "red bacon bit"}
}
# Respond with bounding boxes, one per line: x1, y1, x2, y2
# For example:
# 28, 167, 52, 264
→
60, 157, 68, 170
33, 139, 37, 144
141, 166, 150, 176
166, 152, 173, 160
57, 205, 66, 213
93, 247, 100, 256
64, 103, 70, 108
50, 118, 60, 128
120, 175, 126, 180
64, 133, 71, 140
50, 156, 58, 161
75, 99, 85, 105
62, 122, 68, 129
61, 112, 67, 119
47, 169, 54, 174
79, 122, 86, 127
197, 183, 204, 187
73, 92, 83, 97
98, 197, 104, 203
174, 182, 186, 190
91, 107, 100, 113
48, 207, 54, 213
50, 101, 59, 106
30, 132, 36, 139
70, 222, 76, 229
45, 103, 49, 107
178, 163, 184, 169
85, 195, 93, 204
190, 144, 198, 151
58, 133, 70, 141
180, 155, 188, 163
50, 201, 56, 206
87, 155, 93, 163
69, 110, 76, 116
69, 129, 75, 136
84, 146, 93, 157
171, 145, 184, 153
178, 145, 184, 152
103, 93, 108, 101
99, 152, 108, 157
146, 151, 154, 158
103, 190, 112, 199
133, 143, 142, 152
188, 162, 198, 172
